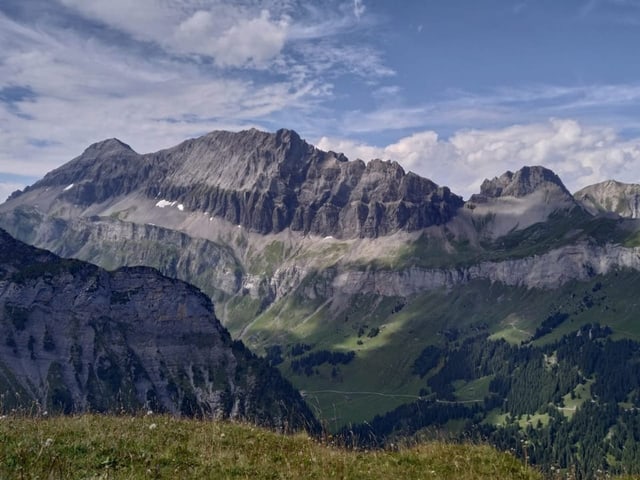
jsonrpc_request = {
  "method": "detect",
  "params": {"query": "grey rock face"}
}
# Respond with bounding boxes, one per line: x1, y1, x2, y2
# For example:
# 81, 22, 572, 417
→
12, 128, 463, 238
331, 243, 640, 296
471, 166, 571, 202
574, 180, 640, 218
0, 229, 317, 431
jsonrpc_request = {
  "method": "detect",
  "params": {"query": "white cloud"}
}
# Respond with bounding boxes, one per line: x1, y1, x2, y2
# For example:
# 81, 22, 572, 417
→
60, 0, 291, 68
172, 8, 289, 67
353, 0, 366, 19
317, 119, 640, 198
338, 83, 640, 135
211, 10, 289, 68
293, 42, 394, 78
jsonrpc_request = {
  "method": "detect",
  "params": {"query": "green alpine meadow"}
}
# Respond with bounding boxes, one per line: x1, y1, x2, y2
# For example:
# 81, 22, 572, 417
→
0, 414, 540, 480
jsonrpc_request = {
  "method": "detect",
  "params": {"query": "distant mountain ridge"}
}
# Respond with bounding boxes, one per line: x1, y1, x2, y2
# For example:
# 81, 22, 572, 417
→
0, 228, 317, 430
13, 128, 462, 238
470, 166, 572, 201
574, 179, 640, 219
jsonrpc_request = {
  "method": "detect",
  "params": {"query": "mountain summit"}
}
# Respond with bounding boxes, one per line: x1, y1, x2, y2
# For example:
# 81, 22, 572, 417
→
12, 128, 463, 238
472, 166, 571, 200
574, 179, 640, 218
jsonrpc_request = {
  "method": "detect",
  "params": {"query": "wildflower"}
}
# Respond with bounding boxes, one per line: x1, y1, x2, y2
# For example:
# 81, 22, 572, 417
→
44, 438, 54, 447
146, 410, 153, 416
42, 411, 48, 416
220, 433, 226, 438
149, 423, 157, 430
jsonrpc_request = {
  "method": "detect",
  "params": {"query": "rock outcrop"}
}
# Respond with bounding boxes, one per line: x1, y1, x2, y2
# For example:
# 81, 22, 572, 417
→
331, 243, 640, 297
0, 229, 317, 431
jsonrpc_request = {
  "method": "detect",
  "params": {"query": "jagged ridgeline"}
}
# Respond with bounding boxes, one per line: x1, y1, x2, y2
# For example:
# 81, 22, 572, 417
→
1, 127, 640, 433
0, 229, 318, 432
6, 129, 462, 238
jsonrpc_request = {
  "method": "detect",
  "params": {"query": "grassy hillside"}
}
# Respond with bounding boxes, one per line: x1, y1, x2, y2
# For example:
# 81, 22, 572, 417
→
241, 270, 640, 426
0, 414, 540, 479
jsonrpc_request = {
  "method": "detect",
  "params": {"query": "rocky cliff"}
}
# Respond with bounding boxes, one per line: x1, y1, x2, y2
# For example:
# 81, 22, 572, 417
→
0, 229, 317, 431
11, 129, 462, 238
574, 180, 640, 219
331, 242, 640, 296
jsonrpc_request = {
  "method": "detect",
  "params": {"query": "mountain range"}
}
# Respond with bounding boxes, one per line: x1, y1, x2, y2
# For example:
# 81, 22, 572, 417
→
1, 128, 640, 429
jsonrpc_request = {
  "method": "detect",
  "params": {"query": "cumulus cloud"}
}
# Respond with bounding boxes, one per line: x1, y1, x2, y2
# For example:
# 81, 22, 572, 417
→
60, 0, 290, 68
173, 8, 289, 67
317, 119, 640, 198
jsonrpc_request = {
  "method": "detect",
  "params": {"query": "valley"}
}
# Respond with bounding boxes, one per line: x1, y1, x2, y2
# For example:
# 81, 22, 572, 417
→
2, 128, 640, 476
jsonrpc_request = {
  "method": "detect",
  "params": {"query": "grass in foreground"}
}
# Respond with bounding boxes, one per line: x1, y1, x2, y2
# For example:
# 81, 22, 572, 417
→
0, 414, 540, 479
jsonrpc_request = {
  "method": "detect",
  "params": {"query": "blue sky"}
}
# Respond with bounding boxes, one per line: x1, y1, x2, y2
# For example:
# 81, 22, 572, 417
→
2, 0, 640, 201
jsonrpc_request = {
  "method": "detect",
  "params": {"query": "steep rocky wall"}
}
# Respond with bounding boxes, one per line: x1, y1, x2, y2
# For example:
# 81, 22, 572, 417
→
0, 230, 317, 431
330, 243, 640, 296
6, 129, 463, 238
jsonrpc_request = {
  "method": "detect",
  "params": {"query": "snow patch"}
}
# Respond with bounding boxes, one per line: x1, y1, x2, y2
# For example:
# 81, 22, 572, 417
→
63, 183, 74, 191
155, 199, 176, 208
155, 199, 186, 212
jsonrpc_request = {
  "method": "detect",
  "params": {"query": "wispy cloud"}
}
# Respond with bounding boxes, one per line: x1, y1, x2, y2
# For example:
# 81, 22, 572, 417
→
579, 0, 640, 22
0, 0, 391, 185
334, 83, 640, 136
60, 0, 291, 68
353, 0, 366, 20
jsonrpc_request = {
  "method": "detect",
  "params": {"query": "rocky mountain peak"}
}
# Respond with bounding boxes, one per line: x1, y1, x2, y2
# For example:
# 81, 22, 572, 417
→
574, 180, 640, 218
476, 166, 570, 199
366, 158, 405, 177
6, 128, 462, 238
83, 137, 135, 155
